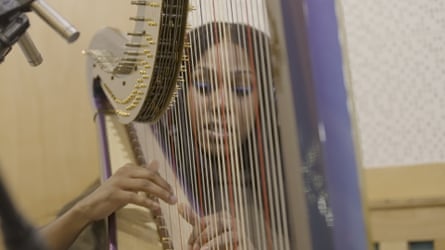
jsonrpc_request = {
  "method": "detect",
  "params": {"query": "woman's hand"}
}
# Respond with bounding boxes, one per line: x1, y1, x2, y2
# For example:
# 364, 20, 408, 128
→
179, 204, 254, 250
75, 161, 178, 222
40, 161, 177, 250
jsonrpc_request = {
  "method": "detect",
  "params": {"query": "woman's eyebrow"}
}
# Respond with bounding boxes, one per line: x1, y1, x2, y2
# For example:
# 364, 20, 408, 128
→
193, 66, 215, 79
193, 67, 253, 82
232, 69, 253, 74
194, 66, 212, 74
232, 69, 253, 77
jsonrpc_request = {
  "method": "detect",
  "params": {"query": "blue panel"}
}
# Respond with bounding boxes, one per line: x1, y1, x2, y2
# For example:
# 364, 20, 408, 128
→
303, 1, 369, 249
279, 0, 369, 249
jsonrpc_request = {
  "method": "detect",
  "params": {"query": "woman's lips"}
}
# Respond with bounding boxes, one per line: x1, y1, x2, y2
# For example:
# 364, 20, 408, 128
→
204, 122, 232, 140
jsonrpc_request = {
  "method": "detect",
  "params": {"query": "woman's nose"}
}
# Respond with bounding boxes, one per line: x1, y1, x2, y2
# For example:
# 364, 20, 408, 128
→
211, 86, 230, 112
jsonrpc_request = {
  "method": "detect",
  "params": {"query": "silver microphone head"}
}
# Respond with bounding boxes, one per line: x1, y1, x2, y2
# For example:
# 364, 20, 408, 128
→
30, 0, 80, 43
17, 32, 43, 66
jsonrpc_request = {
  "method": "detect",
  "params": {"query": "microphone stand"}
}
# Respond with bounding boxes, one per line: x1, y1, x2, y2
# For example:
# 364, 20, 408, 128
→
0, 172, 48, 250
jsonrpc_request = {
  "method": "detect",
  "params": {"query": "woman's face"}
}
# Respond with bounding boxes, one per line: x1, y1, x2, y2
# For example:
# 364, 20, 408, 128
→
187, 37, 259, 156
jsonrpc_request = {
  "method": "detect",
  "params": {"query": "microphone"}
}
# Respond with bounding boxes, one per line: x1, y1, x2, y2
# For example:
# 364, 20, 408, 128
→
18, 31, 42, 66
30, 0, 79, 43
0, 0, 79, 66
0, 173, 48, 250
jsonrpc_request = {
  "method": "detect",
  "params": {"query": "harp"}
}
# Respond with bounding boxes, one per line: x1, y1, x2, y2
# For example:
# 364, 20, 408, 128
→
84, 0, 370, 249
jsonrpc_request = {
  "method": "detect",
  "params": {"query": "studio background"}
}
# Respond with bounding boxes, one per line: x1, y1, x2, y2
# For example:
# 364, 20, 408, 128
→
0, 0, 444, 249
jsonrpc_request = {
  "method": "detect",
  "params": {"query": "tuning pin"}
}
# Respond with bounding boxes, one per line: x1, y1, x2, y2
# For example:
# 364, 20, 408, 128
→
139, 61, 152, 69
136, 83, 148, 88
115, 110, 130, 117
126, 104, 137, 111
144, 50, 154, 58
145, 35, 155, 45
188, 5, 196, 11
147, 20, 158, 27
148, 2, 161, 7
169, 98, 177, 108
183, 42, 191, 48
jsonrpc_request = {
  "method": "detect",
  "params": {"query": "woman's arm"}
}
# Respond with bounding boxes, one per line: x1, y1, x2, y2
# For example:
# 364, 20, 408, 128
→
38, 200, 93, 250
39, 161, 177, 250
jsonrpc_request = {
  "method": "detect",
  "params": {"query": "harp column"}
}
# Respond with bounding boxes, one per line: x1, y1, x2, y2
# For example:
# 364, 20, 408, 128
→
272, 0, 371, 249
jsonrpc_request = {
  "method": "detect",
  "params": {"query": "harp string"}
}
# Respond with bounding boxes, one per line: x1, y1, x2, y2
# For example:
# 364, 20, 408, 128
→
163, 113, 176, 247
131, 0, 293, 248
187, 2, 203, 221
233, 23, 261, 250
234, 25, 251, 250
172, 107, 190, 248
260, 10, 291, 249
246, 15, 270, 250
193, 1, 271, 248
239, 5, 264, 249
219, 20, 240, 249
247, 2, 276, 248
187, 2, 212, 245
230, 9, 253, 248
227, 19, 247, 250
207, 9, 228, 248
214, 20, 234, 248
249, 3, 266, 245
229, 21, 256, 250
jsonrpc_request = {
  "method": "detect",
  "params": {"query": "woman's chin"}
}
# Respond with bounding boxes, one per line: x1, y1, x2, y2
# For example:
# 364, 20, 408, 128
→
202, 136, 240, 157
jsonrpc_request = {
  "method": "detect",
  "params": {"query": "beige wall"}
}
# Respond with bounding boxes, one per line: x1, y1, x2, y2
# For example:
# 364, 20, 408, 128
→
365, 163, 445, 248
0, 0, 135, 227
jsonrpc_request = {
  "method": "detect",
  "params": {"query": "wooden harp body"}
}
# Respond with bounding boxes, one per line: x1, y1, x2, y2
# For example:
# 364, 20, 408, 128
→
85, 0, 370, 249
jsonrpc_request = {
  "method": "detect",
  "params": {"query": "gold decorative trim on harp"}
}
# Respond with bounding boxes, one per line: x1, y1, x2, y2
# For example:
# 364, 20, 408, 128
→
84, 0, 309, 249
85, 0, 190, 124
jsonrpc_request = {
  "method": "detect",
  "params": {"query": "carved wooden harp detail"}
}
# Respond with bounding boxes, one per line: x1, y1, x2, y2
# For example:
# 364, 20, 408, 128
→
85, 0, 370, 250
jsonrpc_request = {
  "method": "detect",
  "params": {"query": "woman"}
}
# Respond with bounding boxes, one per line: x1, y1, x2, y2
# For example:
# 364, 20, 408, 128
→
46, 21, 277, 250
162, 21, 279, 250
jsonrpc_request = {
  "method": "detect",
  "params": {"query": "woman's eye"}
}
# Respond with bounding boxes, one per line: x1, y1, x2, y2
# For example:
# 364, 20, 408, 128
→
233, 85, 253, 96
194, 81, 212, 95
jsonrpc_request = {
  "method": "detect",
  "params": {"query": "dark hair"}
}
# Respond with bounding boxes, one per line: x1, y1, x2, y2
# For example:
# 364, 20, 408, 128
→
185, 21, 270, 83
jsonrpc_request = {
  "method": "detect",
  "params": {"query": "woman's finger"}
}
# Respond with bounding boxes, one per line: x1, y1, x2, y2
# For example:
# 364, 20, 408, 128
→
178, 203, 199, 225
178, 204, 205, 247
122, 178, 177, 204
187, 212, 237, 249
121, 161, 174, 194
112, 162, 177, 204
196, 230, 240, 250
113, 189, 161, 211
